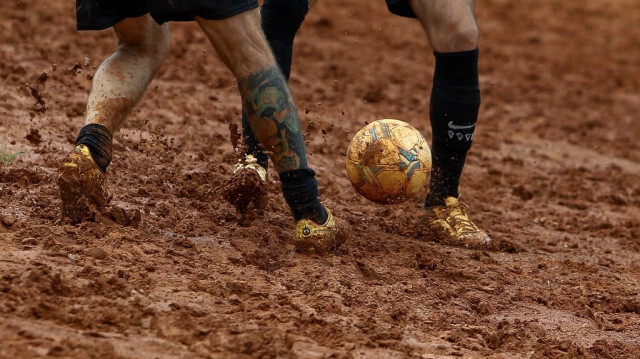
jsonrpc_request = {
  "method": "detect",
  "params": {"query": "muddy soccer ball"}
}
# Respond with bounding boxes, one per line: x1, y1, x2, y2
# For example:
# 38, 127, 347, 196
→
346, 119, 431, 204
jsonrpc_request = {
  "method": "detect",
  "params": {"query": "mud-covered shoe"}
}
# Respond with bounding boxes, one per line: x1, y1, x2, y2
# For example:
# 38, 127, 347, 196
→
423, 197, 491, 249
295, 205, 351, 255
223, 155, 268, 213
57, 144, 111, 223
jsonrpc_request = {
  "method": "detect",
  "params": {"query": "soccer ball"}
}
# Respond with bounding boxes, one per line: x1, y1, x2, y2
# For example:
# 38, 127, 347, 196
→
346, 119, 431, 204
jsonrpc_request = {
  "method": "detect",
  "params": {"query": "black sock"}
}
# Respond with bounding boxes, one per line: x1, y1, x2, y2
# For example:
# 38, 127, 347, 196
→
240, 0, 309, 169
280, 168, 328, 223
425, 49, 480, 207
424, 143, 467, 207
75, 123, 113, 173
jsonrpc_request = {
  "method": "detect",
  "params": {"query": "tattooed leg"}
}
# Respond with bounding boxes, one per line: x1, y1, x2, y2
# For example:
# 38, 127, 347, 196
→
241, 0, 313, 170
196, 10, 308, 173
197, 10, 328, 223
238, 67, 307, 172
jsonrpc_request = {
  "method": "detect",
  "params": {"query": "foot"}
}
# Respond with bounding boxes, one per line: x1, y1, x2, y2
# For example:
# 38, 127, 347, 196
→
57, 145, 111, 223
223, 154, 268, 213
422, 196, 491, 249
295, 205, 351, 255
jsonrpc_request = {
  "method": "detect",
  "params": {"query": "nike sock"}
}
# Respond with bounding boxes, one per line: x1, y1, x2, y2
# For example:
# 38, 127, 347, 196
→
241, 0, 309, 169
424, 49, 480, 208
75, 123, 113, 173
425, 144, 467, 206
280, 168, 328, 223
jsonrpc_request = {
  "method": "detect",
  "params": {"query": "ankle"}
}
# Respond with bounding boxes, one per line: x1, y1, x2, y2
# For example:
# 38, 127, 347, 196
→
280, 168, 328, 223
75, 123, 113, 172
292, 199, 328, 223
424, 190, 458, 208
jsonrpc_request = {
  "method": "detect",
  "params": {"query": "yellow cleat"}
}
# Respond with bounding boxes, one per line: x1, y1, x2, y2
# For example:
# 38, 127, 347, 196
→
57, 145, 111, 223
233, 154, 267, 182
423, 196, 492, 249
295, 205, 351, 255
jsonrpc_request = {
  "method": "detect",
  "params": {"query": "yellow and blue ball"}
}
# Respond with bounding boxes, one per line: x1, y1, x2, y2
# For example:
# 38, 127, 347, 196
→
346, 119, 431, 204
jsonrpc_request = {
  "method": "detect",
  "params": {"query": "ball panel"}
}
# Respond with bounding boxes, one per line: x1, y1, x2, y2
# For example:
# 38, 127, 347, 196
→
362, 138, 400, 166
406, 168, 429, 197
358, 182, 387, 203
375, 168, 406, 195
390, 124, 421, 151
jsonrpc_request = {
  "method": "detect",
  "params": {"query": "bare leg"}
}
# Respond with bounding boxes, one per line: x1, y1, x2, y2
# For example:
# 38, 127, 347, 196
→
409, 0, 490, 247
242, 0, 313, 169
407, 0, 480, 206
85, 15, 171, 134
197, 9, 348, 253
408, 0, 478, 52
58, 15, 170, 223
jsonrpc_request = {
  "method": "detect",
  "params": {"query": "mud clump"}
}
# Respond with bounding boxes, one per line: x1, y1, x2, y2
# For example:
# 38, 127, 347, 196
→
57, 146, 112, 223
23, 82, 46, 113
37, 71, 48, 84
106, 205, 141, 228
88, 247, 107, 260
25, 128, 42, 146
228, 122, 241, 151
222, 168, 267, 216
68, 63, 82, 75
0, 214, 15, 227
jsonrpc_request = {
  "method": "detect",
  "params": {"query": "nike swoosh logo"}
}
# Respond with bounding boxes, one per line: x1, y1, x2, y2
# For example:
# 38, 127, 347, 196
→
448, 121, 476, 130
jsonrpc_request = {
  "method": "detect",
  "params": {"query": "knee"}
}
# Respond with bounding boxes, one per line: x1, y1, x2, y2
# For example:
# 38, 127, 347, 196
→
431, 20, 478, 53
144, 25, 171, 61
118, 24, 171, 64
151, 25, 171, 59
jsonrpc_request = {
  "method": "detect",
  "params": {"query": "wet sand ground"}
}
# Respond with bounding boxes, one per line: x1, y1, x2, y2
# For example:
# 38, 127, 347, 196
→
1, 0, 639, 357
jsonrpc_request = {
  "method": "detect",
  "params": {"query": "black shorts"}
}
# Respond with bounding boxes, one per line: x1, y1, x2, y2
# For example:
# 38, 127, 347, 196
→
385, 0, 417, 18
76, 0, 259, 30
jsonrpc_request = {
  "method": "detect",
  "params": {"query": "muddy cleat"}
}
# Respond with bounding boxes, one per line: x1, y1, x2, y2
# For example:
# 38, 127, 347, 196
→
223, 155, 268, 213
422, 196, 492, 249
295, 205, 351, 255
233, 154, 267, 182
57, 144, 111, 223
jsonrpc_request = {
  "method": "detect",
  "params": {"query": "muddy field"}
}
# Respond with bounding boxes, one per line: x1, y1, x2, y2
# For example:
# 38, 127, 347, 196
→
1, 0, 640, 358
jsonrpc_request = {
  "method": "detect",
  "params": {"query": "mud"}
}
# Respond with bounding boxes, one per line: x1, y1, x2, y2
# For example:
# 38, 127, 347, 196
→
57, 145, 112, 223
222, 167, 267, 216
25, 128, 43, 146
1, 0, 640, 358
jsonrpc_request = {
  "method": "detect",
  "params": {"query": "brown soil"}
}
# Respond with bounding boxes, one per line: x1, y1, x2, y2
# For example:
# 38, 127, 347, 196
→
1, 0, 640, 358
